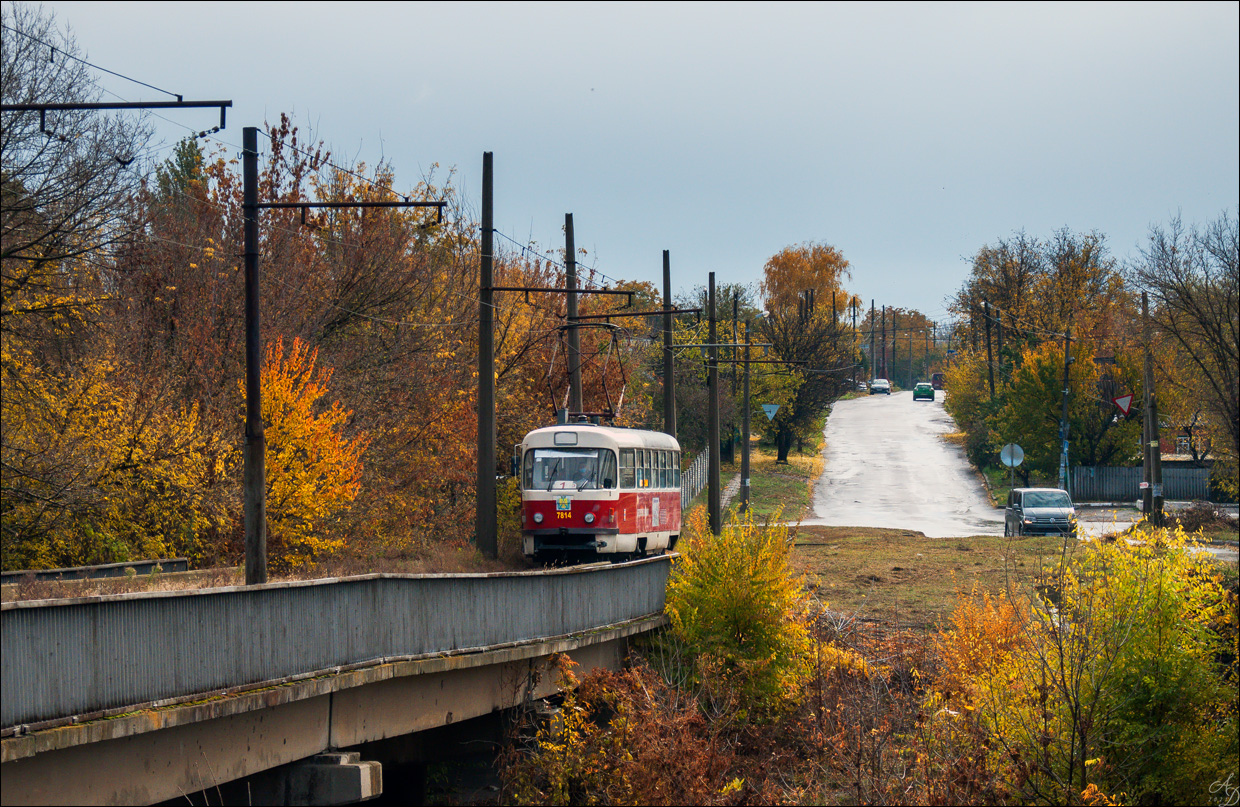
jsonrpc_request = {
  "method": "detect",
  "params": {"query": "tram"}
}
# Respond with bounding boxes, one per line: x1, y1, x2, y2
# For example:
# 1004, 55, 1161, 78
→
517, 422, 682, 561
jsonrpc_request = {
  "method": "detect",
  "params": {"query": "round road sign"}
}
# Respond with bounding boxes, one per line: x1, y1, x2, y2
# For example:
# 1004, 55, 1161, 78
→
1000, 443, 1024, 468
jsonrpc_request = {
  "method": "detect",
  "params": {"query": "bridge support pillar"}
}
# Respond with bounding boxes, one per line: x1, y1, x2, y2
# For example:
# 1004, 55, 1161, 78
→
241, 751, 382, 805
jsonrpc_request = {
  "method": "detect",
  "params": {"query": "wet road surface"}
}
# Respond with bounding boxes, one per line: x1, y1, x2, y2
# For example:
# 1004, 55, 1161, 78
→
805, 390, 1003, 537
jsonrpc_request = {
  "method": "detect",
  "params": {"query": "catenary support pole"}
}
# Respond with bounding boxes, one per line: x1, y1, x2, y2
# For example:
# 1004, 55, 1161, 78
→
566, 213, 581, 415
476, 153, 497, 558
242, 126, 267, 585
708, 273, 721, 535
663, 250, 676, 438
240, 126, 265, 585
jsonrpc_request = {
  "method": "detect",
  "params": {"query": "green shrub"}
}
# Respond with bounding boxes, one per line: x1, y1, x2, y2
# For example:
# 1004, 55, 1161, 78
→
665, 505, 813, 721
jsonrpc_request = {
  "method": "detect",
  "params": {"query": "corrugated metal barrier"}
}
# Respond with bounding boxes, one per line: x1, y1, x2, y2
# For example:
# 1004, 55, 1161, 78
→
1, 556, 671, 729
681, 448, 709, 508
1070, 465, 1212, 502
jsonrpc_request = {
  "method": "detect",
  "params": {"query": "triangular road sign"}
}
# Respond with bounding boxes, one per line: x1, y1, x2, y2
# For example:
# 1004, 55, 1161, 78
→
1112, 394, 1133, 415
762, 404, 780, 421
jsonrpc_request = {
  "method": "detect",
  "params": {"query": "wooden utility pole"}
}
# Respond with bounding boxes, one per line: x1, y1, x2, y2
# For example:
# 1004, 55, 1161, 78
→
924, 326, 929, 381
984, 300, 995, 398
662, 250, 675, 438
880, 305, 886, 378
740, 320, 752, 511
995, 307, 1003, 376
708, 273, 721, 535
475, 153, 497, 558
565, 214, 582, 415
869, 300, 876, 381
908, 328, 913, 386
1142, 292, 1165, 524
242, 126, 267, 585
1057, 315, 1072, 492
852, 299, 858, 388
891, 311, 899, 386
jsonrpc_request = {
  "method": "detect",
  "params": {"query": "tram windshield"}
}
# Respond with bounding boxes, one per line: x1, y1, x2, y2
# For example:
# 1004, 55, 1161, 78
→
523, 448, 617, 490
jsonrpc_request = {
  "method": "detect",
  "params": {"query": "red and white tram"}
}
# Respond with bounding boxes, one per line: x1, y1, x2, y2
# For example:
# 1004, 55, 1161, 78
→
518, 423, 682, 561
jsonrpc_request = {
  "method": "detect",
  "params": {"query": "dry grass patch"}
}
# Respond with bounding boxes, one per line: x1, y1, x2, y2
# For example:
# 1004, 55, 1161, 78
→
789, 525, 1067, 629
745, 445, 821, 520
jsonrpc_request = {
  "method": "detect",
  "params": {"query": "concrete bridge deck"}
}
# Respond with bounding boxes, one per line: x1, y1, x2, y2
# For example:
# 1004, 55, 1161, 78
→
1, 556, 672, 805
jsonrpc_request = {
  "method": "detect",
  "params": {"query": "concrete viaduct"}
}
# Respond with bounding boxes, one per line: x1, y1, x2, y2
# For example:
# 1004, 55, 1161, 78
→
0, 556, 671, 805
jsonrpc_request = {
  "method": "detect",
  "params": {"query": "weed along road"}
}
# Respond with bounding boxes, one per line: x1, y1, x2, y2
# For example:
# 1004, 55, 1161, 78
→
806, 390, 1003, 537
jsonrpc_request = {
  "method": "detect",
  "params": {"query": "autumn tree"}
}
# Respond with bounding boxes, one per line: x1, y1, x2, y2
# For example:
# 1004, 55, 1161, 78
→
759, 243, 860, 463
260, 337, 368, 570
2, 3, 150, 350
990, 339, 1142, 480
1130, 210, 1239, 495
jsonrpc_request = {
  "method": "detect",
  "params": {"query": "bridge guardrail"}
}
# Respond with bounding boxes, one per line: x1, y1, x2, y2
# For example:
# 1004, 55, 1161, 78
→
1, 556, 671, 729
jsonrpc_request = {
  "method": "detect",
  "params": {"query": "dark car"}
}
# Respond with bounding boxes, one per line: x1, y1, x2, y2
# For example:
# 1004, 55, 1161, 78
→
869, 379, 891, 395
930, 372, 946, 390
913, 382, 934, 401
1005, 488, 1077, 537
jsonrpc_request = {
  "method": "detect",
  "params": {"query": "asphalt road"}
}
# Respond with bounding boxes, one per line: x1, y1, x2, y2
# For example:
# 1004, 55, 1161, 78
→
806, 390, 1004, 537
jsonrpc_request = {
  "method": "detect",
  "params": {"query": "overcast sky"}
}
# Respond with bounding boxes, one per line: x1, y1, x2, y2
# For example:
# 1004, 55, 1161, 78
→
31, 1, 1240, 323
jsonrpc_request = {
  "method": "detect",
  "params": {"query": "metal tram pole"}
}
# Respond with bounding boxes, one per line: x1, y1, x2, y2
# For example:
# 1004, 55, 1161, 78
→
663, 251, 676, 438
708, 273, 721, 535
476, 153, 497, 558
740, 320, 752, 512
242, 126, 267, 585
566, 213, 582, 416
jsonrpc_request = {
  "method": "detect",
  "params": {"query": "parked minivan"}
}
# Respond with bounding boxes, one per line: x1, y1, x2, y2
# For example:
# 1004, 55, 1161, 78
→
1005, 488, 1077, 537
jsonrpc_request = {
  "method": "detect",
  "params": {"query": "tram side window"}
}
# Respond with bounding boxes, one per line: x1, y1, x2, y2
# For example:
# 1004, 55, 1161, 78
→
640, 450, 650, 488
600, 450, 617, 489
659, 451, 668, 488
673, 451, 681, 488
620, 449, 635, 489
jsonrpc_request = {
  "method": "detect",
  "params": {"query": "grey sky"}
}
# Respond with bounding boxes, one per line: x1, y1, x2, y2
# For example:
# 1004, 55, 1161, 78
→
32, 1, 1240, 323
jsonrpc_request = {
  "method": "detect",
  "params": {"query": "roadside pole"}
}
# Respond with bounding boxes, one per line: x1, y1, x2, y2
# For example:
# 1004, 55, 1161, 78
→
1057, 314, 1072, 493
663, 251, 676, 438
740, 320, 751, 511
1141, 291, 1164, 524
869, 300, 876, 381
708, 273, 721, 534
984, 300, 995, 398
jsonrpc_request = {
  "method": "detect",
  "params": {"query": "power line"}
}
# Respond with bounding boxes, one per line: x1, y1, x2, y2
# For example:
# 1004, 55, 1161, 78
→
1, 22, 184, 101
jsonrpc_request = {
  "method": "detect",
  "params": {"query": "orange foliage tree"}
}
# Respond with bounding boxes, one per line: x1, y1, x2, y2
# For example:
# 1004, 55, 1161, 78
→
260, 337, 368, 570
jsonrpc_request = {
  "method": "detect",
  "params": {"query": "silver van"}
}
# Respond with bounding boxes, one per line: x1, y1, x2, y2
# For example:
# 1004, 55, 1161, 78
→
1005, 488, 1077, 537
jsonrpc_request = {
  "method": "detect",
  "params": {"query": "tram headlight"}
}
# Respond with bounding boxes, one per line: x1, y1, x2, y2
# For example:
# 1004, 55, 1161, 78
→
584, 512, 595, 524
533, 512, 544, 524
